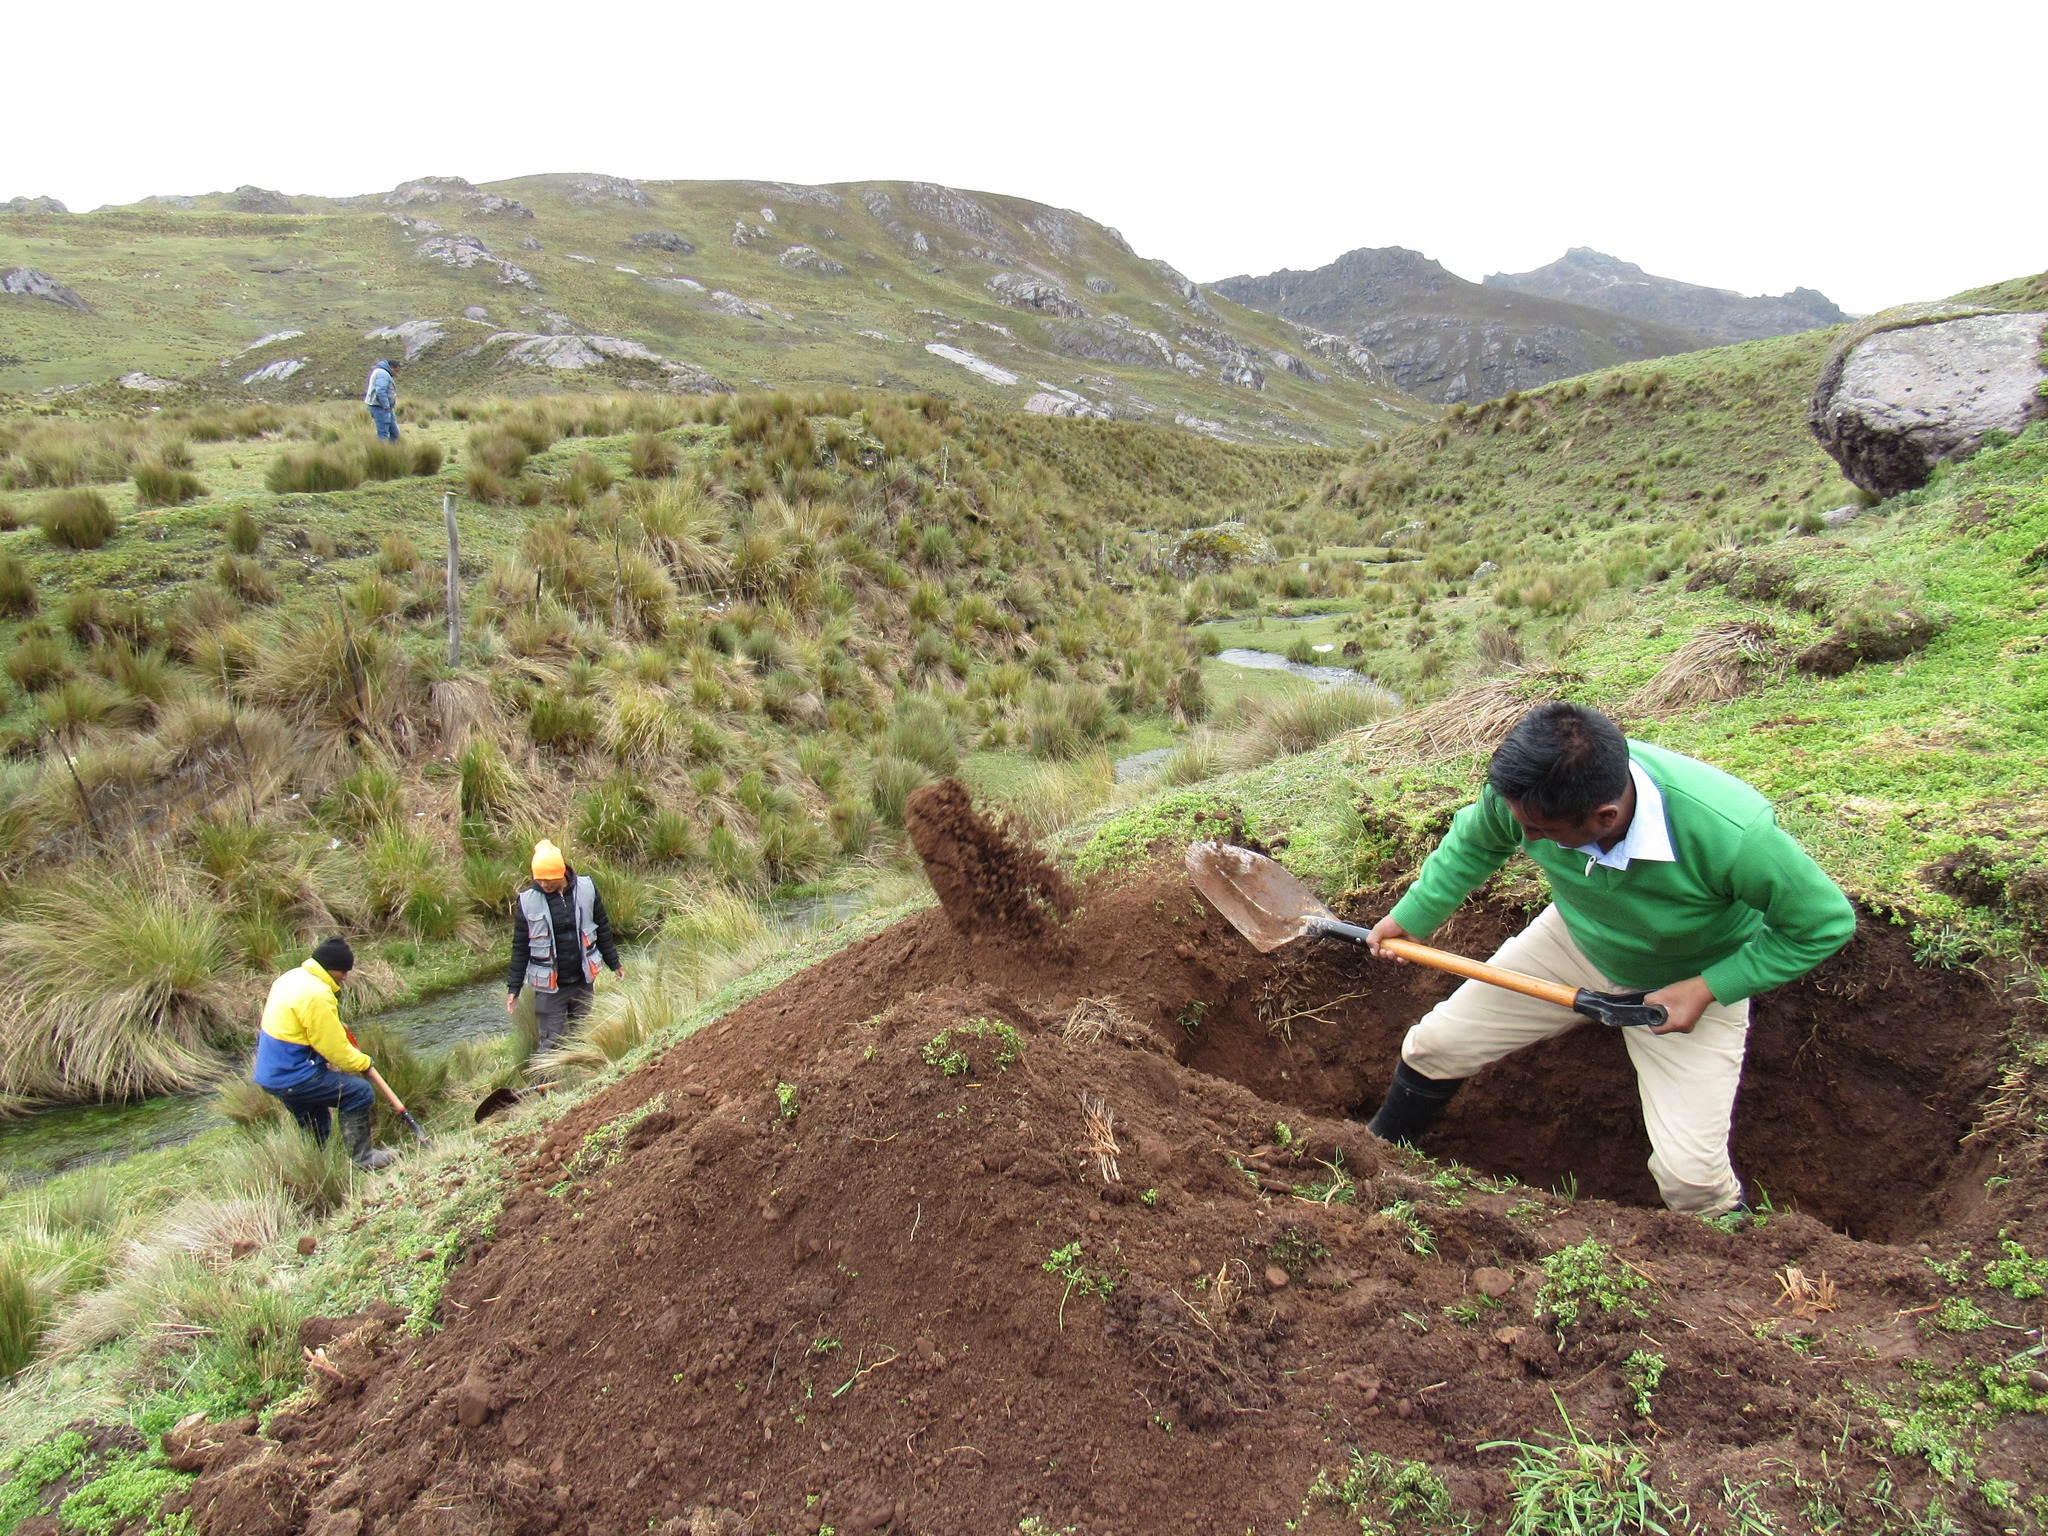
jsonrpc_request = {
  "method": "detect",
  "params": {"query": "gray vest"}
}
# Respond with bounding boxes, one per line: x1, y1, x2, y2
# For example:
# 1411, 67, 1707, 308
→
517, 877, 598, 993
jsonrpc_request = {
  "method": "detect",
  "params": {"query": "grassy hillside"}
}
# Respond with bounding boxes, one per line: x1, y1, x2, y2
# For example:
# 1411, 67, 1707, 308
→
0, 386, 1357, 1106
0, 176, 1432, 446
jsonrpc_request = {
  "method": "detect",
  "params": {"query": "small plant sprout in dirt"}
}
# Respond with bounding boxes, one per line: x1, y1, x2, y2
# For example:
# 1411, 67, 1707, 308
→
549, 1093, 669, 1194
1983, 1234, 2048, 1298
1535, 1238, 1650, 1331
1042, 1241, 1116, 1328
1265, 1221, 1329, 1280
1482, 1404, 1689, 1536
1302, 1449, 1472, 1536
1377, 1199, 1435, 1256
919, 1016, 1022, 1077
1621, 1350, 1666, 1419
1292, 1154, 1359, 1207
776, 1082, 799, 1123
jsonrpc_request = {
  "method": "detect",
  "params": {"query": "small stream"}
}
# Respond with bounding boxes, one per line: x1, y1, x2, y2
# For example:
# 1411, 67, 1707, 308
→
0, 890, 873, 1188
1214, 647, 1387, 690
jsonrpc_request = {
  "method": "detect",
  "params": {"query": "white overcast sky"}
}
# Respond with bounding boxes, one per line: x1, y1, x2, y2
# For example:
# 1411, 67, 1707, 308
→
7, 0, 2039, 315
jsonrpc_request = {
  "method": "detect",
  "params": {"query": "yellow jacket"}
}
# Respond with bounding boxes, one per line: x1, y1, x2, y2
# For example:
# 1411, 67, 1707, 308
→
253, 960, 370, 1089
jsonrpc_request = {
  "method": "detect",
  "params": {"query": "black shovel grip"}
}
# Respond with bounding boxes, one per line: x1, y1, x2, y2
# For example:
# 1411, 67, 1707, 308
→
1306, 916, 1375, 946
1572, 988, 1667, 1029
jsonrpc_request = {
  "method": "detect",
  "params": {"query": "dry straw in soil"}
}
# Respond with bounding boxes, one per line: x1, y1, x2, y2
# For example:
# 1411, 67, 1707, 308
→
1346, 666, 1578, 763
1628, 621, 1782, 716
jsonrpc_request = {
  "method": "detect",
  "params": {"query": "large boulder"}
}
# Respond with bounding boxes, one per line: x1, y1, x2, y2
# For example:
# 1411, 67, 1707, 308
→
1, 266, 90, 310
1809, 304, 2048, 497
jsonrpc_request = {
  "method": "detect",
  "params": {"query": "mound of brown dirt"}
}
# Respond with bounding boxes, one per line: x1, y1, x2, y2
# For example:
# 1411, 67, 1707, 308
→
193, 824, 2042, 1535
906, 777, 1076, 942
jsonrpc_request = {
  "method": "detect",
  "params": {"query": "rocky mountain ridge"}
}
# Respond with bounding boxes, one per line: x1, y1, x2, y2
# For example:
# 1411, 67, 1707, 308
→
1213, 245, 1841, 402
1485, 247, 1846, 341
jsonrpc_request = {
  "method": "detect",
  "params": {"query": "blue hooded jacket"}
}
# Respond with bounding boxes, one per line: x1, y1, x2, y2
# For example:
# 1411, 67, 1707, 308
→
364, 360, 395, 411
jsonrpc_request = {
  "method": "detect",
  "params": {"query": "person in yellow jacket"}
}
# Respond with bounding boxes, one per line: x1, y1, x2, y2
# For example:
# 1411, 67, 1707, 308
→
251, 937, 396, 1169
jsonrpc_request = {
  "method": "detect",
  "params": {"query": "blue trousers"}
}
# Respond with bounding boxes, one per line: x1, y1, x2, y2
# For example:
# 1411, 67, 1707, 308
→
370, 406, 398, 442
264, 1069, 374, 1142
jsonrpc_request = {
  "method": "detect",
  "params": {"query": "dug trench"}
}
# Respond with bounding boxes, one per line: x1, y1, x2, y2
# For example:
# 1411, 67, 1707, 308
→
179, 783, 2042, 1536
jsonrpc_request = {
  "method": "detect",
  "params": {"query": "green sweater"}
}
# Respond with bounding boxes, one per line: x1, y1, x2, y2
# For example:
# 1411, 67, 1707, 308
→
1387, 741, 1855, 1003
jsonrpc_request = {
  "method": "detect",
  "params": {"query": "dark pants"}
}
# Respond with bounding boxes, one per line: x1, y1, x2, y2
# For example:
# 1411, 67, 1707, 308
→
534, 982, 595, 1051
369, 406, 398, 442
265, 1069, 375, 1142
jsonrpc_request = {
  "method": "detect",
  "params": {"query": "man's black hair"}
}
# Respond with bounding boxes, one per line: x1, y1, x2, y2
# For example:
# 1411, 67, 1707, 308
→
1486, 702, 1630, 821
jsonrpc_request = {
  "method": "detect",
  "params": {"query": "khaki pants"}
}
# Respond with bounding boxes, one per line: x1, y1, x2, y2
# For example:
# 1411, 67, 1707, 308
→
1400, 905, 1749, 1215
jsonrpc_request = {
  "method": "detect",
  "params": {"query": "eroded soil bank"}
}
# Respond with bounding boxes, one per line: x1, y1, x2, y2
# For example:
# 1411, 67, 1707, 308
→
179, 790, 2042, 1535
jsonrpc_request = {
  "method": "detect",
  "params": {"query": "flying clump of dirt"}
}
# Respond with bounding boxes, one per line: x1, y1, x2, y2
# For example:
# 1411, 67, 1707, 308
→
905, 777, 1076, 942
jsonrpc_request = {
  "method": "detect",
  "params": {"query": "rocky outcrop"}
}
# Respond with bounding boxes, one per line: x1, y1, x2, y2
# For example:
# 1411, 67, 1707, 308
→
710, 291, 765, 320
2, 266, 90, 311
628, 230, 695, 255
565, 174, 649, 207
858, 189, 929, 254
985, 273, 1084, 318
3, 196, 66, 214
364, 319, 446, 362
1024, 386, 1110, 419
385, 178, 531, 218
231, 186, 300, 214
1808, 304, 2048, 497
742, 181, 841, 209
1215, 246, 1710, 402
415, 234, 537, 289
1151, 260, 1214, 315
477, 330, 728, 392
1176, 324, 1265, 390
119, 371, 180, 391
1485, 248, 1843, 342
731, 220, 770, 248
1085, 275, 1116, 295
243, 357, 307, 385
904, 184, 1005, 245
1031, 210, 1080, 255
779, 246, 847, 276
924, 343, 1017, 386
1166, 521, 1273, 576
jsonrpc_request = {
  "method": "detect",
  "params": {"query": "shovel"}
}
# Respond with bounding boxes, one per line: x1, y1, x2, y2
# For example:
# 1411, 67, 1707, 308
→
473, 1082, 554, 1124
1185, 841, 1667, 1029
367, 1066, 431, 1144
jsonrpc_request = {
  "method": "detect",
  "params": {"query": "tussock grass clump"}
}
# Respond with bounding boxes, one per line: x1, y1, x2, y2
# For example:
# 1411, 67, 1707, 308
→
223, 506, 262, 555
7, 631, 73, 693
361, 826, 462, 938
529, 692, 598, 751
215, 554, 277, 604
133, 459, 206, 507
631, 430, 677, 478
1230, 681, 1396, 757
0, 556, 38, 619
1023, 681, 1124, 761
213, 1074, 283, 1128
37, 489, 117, 549
457, 736, 520, 821
246, 613, 411, 734
377, 532, 420, 576
999, 751, 1117, 841
265, 444, 364, 495
0, 865, 238, 1100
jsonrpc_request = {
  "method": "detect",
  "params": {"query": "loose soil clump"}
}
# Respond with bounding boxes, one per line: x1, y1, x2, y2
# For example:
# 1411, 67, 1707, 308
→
191, 795, 2045, 1534
905, 777, 1076, 942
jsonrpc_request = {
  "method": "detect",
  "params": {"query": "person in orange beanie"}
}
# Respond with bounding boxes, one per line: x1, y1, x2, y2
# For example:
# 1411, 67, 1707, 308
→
504, 839, 624, 1051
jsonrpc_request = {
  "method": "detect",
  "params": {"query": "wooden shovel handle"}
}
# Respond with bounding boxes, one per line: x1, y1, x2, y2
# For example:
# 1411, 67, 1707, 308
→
1379, 938, 1581, 1009
366, 1066, 408, 1115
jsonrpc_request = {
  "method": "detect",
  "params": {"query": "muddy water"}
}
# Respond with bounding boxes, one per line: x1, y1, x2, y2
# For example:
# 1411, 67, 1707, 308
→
0, 891, 869, 1187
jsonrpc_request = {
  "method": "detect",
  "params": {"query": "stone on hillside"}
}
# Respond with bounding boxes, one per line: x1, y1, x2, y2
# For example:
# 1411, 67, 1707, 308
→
364, 319, 446, 361
566, 174, 650, 207
149, 195, 196, 210
1032, 209, 1081, 255
711, 291, 765, 320
905, 183, 1005, 244
243, 357, 307, 385
924, 343, 1017, 386
2, 266, 91, 311
1808, 305, 2048, 498
1268, 350, 1318, 379
742, 181, 842, 209
965, 246, 1013, 267
986, 273, 1084, 318
239, 329, 304, 353
860, 189, 932, 255
5, 195, 68, 213
1024, 388, 1110, 420
386, 178, 532, 218
731, 220, 770, 248
416, 233, 538, 289
1177, 323, 1266, 390
779, 246, 847, 276
1298, 329, 1387, 385
231, 185, 299, 214
119, 371, 180, 391
1101, 226, 1133, 254
629, 230, 696, 255
1151, 260, 1215, 315
1166, 520, 1272, 576
1820, 505, 1861, 528
463, 305, 490, 321
1043, 318, 1169, 369
1085, 275, 1116, 295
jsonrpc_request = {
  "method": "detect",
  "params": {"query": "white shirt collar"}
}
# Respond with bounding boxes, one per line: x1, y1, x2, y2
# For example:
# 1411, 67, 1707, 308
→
1574, 759, 1675, 872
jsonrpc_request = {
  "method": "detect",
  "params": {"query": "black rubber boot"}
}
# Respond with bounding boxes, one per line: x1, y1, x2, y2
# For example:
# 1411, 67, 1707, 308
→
340, 1106, 397, 1170
1366, 1061, 1465, 1145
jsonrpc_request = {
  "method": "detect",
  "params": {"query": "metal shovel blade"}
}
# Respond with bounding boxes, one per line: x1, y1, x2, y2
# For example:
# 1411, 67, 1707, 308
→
1184, 841, 1335, 952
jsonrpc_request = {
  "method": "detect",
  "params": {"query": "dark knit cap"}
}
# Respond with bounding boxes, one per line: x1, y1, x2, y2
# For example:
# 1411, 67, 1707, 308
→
311, 936, 355, 975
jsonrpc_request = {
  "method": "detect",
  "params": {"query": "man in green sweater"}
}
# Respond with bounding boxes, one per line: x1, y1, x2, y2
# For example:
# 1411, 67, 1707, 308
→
1363, 701, 1855, 1215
